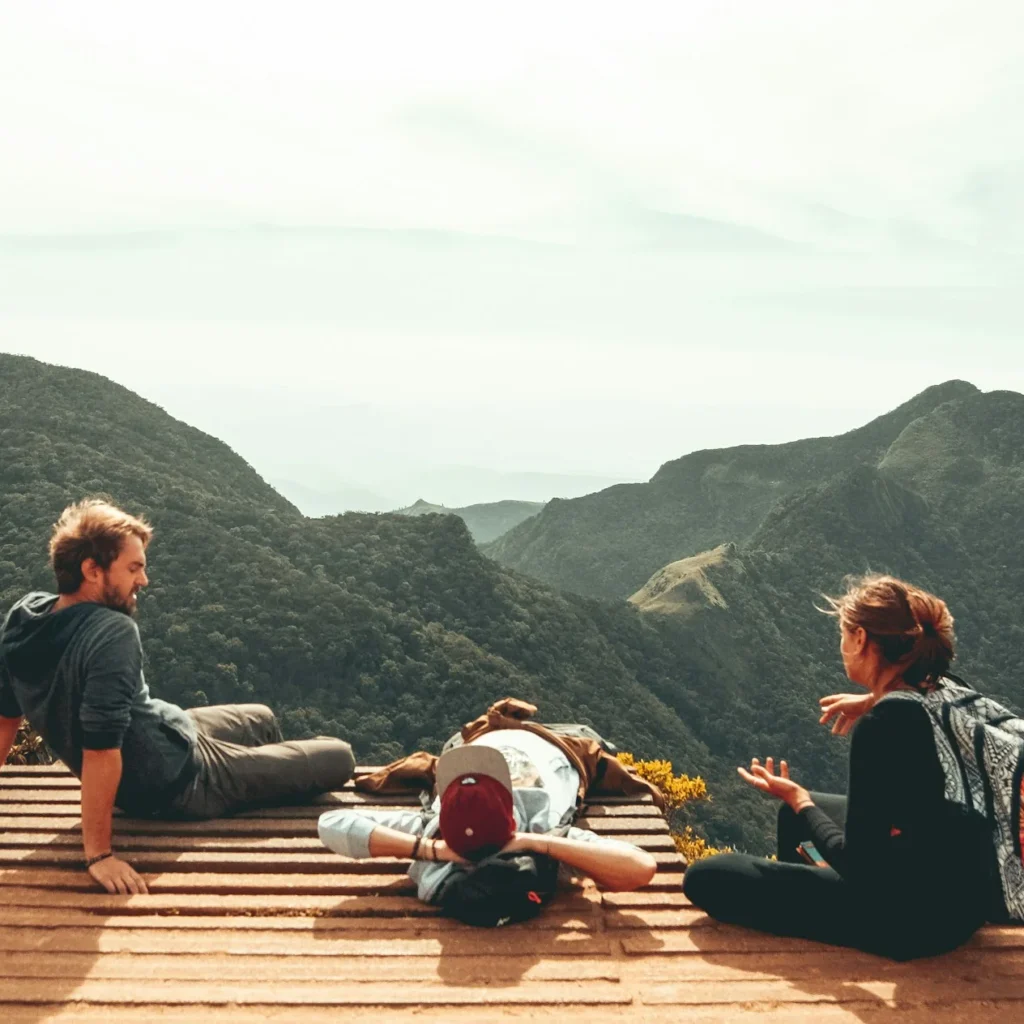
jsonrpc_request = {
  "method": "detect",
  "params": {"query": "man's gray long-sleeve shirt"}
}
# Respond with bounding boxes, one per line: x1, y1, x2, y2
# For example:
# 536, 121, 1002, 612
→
0, 592, 197, 814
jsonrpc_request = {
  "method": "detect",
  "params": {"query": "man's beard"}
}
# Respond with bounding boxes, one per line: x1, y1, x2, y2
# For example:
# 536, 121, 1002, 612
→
101, 581, 137, 617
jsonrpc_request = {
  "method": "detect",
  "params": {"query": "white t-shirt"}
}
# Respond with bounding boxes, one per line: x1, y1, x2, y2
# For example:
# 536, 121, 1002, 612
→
468, 729, 579, 829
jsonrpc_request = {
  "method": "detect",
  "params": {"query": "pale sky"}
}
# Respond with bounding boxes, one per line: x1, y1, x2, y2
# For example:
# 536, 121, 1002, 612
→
1, 1, 1022, 509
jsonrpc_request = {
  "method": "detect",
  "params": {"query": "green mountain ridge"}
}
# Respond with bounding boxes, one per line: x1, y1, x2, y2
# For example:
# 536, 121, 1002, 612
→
485, 380, 981, 600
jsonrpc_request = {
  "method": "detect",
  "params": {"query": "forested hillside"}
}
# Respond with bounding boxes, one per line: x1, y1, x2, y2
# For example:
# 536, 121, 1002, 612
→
0, 354, 766, 847
485, 380, 980, 600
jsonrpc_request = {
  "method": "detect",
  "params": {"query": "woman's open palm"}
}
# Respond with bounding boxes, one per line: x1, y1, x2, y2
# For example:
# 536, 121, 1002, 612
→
737, 757, 810, 809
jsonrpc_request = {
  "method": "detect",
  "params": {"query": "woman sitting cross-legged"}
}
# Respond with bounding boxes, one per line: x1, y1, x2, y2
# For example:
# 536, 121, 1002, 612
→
683, 573, 1016, 961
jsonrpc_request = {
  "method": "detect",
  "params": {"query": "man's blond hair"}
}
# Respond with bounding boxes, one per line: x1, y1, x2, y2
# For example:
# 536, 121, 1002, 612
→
49, 499, 153, 594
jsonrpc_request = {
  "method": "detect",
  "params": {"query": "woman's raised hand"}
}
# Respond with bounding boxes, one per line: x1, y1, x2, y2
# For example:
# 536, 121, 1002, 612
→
819, 692, 876, 736
737, 757, 813, 812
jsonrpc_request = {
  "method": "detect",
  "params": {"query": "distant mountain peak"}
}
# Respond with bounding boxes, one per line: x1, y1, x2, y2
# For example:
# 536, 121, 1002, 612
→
392, 497, 546, 544
399, 499, 446, 513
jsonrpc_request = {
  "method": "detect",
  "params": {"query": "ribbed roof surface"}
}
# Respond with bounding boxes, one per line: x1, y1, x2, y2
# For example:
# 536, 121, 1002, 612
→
1, 765, 1020, 1022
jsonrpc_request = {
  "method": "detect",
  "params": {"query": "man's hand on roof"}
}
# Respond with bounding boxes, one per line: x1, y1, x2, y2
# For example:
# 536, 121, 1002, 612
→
87, 854, 149, 895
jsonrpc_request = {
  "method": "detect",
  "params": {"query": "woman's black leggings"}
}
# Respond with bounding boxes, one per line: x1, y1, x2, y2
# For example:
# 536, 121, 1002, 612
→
682, 793, 986, 961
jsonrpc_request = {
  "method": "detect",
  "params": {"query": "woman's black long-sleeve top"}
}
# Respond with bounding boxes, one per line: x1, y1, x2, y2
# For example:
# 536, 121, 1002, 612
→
799, 695, 996, 907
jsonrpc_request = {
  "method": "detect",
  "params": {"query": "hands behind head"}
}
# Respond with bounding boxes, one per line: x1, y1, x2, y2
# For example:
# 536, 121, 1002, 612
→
819, 692, 876, 736
427, 839, 470, 865
737, 757, 813, 812
499, 832, 542, 856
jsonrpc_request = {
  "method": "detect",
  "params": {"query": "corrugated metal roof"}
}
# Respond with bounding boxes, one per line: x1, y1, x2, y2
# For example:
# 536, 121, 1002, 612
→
1, 764, 1021, 1022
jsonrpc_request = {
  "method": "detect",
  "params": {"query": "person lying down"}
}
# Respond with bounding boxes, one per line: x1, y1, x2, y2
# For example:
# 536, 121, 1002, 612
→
318, 727, 657, 927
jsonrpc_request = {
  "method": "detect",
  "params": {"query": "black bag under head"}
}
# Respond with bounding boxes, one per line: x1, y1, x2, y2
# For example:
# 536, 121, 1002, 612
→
436, 852, 560, 928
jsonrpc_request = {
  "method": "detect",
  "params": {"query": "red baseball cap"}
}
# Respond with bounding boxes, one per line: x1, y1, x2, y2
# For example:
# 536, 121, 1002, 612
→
436, 744, 516, 860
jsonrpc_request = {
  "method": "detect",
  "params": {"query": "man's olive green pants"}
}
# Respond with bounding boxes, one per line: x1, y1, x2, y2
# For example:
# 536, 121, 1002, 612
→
168, 703, 355, 819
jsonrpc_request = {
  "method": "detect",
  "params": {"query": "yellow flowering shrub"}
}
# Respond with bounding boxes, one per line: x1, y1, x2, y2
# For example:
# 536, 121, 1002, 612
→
672, 825, 730, 862
617, 752, 708, 809
618, 752, 732, 862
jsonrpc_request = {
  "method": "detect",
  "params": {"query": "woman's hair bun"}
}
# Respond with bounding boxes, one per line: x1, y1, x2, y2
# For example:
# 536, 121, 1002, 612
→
822, 574, 955, 689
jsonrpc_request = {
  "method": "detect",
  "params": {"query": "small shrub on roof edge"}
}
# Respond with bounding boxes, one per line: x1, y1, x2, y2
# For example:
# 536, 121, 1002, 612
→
618, 752, 732, 862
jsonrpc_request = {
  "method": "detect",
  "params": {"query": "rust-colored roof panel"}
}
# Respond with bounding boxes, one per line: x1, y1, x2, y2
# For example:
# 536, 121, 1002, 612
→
1, 765, 1021, 1023
0, 829, 677, 852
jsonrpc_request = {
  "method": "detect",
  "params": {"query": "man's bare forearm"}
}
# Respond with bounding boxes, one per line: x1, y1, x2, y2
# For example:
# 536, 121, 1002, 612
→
80, 748, 123, 859
367, 823, 421, 858
367, 824, 465, 863
78, 748, 148, 895
523, 833, 657, 891
0, 715, 22, 767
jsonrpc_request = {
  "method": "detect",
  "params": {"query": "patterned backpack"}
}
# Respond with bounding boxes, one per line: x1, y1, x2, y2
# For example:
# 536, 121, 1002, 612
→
885, 675, 1024, 921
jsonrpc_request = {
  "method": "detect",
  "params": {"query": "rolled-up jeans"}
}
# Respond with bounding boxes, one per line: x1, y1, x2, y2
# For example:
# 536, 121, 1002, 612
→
168, 704, 355, 819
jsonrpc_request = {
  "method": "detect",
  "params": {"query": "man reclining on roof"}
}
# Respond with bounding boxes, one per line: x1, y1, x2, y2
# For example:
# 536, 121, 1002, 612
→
318, 699, 660, 925
0, 499, 355, 896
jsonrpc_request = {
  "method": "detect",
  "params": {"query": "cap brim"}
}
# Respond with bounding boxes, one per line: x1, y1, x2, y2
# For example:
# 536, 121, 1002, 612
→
436, 743, 513, 799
